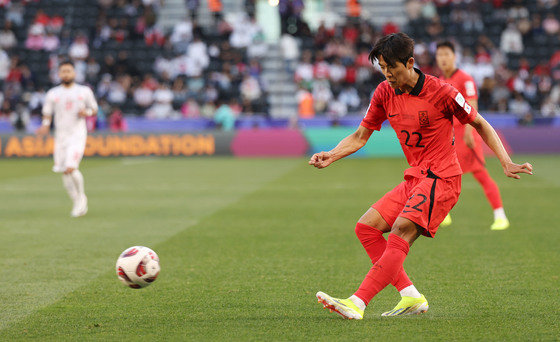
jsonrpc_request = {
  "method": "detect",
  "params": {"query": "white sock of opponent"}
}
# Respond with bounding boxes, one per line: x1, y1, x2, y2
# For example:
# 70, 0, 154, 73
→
70, 169, 85, 198
399, 284, 422, 298
62, 174, 78, 202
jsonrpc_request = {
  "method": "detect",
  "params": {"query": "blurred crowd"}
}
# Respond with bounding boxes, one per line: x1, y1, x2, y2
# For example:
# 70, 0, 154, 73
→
407, 0, 560, 121
0, 0, 559, 132
287, 21, 388, 119
0, 0, 267, 131
289, 0, 560, 120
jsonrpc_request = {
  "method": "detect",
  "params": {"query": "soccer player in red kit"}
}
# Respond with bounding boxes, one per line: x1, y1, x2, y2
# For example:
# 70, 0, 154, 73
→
436, 41, 509, 230
309, 33, 532, 319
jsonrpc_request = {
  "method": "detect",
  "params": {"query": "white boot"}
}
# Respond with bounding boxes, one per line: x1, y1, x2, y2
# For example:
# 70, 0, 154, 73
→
71, 194, 88, 217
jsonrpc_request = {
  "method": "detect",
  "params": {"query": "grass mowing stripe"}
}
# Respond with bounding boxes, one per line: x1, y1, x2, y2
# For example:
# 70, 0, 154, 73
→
0, 157, 301, 332
0, 158, 123, 182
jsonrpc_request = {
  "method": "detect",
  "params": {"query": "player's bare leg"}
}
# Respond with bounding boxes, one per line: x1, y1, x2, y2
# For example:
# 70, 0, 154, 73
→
65, 167, 87, 217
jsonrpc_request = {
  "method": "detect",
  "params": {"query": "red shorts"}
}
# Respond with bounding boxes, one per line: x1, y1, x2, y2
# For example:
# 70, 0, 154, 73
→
455, 126, 485, 173
372, 173, 462, 238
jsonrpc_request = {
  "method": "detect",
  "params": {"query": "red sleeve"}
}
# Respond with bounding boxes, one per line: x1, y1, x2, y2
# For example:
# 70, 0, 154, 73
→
445, 85, 477, 125
360, 83, 387, 131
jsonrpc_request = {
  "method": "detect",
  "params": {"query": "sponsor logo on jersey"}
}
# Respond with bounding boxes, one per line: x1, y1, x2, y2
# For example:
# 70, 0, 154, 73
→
454, 93, 465, 107
454, 92, 472, 114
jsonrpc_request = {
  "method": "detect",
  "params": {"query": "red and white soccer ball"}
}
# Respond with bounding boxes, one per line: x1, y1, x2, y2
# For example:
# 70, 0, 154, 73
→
115, 246, 160, 289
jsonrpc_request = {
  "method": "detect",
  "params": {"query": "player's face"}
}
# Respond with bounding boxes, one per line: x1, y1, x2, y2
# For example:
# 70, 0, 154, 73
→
435, 47, 456, 73
58, 64, 75, 85
378, 55, 414, 89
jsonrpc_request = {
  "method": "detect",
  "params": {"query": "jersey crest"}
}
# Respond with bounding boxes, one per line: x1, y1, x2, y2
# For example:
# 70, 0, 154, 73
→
418, 111, 429, 127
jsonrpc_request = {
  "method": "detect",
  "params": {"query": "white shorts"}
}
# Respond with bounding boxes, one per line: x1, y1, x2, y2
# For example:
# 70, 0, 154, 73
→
53, 135, 86, 173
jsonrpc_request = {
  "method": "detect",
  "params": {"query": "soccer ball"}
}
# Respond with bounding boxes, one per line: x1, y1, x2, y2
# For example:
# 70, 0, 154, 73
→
115, 246, 160, 289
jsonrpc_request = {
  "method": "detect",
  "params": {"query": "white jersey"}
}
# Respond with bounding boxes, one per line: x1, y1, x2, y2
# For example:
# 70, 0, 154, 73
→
42, 83, 98, 140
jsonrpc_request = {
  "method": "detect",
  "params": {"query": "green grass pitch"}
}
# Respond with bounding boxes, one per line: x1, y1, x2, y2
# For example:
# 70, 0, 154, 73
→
0, 155, 558, 340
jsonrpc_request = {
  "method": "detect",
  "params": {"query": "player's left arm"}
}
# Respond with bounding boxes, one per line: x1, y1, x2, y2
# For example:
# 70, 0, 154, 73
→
469, 114, 533, 179
462, 78, 478, 149
79, 87, 99, 118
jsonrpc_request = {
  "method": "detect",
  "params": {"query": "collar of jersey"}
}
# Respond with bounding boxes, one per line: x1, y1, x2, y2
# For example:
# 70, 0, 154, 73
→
394, 68, 425, 96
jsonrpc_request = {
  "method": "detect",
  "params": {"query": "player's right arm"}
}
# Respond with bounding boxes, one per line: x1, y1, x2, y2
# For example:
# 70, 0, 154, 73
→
309, 125, 374, 169
36, 90, 54, 135
463, 99, 478, 148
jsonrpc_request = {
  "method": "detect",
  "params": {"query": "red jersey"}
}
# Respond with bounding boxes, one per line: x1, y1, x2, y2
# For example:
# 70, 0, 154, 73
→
440, 69, 478, 128
361, 68, 477, 179
440, 69, 485, 173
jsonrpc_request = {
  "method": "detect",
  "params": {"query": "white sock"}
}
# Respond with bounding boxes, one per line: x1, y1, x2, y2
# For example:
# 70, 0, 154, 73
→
494, 207, 507, 220
399, 285, 422, 298
62, 174, 78, 202
69, 170, 85, 198
349, 295, 366, 311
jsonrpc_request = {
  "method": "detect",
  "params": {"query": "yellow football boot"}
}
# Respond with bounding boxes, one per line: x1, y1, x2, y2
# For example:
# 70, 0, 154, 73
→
381, 295, 429, 316
440, 214, 452, 227
316, 292, 364, 320
491, 217, 510, 230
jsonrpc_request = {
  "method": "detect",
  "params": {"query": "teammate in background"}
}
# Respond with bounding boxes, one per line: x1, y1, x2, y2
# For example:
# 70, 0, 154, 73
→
309, 33, 532, 320
436, 41, 509, 230
37, 60, 98, 217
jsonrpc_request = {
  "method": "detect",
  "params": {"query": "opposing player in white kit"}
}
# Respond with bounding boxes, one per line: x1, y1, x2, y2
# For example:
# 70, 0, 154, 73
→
37, 61, 98, 217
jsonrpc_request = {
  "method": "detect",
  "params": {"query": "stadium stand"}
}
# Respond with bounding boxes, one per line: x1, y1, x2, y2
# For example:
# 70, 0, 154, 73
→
405, 0, 560, 117
0, 0, 559, 132
288, 0, 560, 120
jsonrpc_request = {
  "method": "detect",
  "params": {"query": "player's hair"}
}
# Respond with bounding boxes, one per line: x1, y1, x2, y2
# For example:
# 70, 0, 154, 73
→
436, 41, 455, 53
369, 33, 415, 67
58, 60, 74, 68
